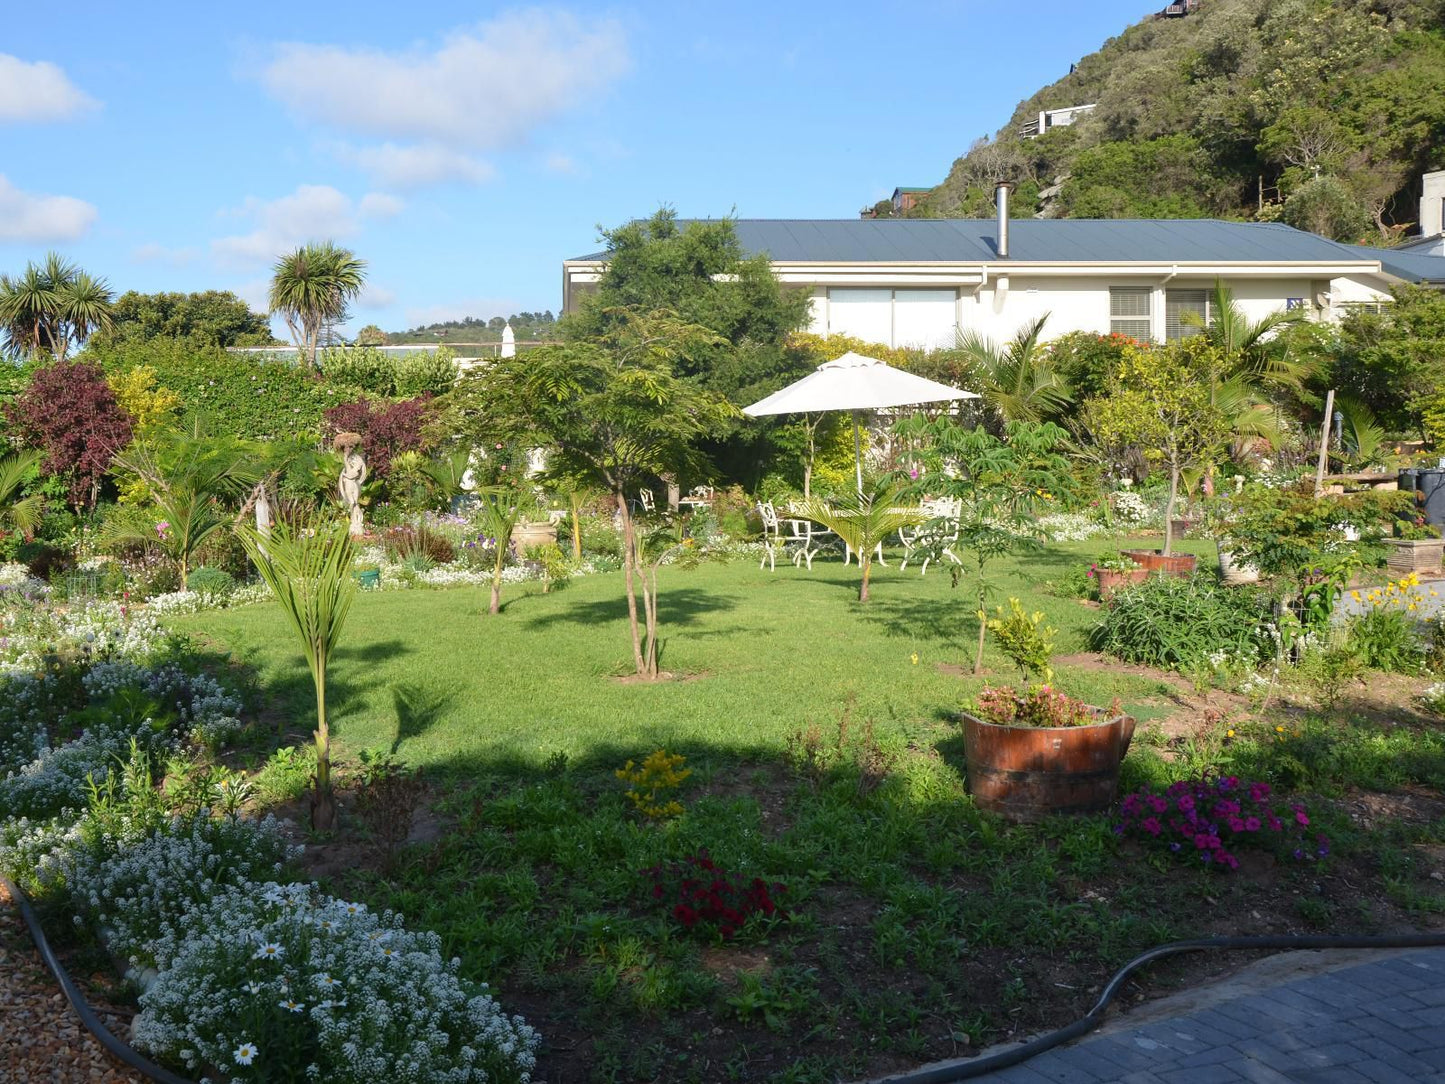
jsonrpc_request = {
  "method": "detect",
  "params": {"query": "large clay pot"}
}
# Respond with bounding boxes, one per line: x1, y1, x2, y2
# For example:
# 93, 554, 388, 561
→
512, 521, 558, 555
1122, 549, 1197, 577
1096, 566, 1149, 600
962, 709, 1136, 821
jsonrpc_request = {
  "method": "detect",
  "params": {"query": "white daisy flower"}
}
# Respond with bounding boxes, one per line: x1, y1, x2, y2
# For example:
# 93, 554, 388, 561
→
279, 998, 305, 1013
253, 942, 284, 961
234, 1041, 258, 1065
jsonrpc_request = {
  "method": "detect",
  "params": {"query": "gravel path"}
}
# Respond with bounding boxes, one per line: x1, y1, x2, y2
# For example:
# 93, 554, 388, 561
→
0, 881, 142, 1084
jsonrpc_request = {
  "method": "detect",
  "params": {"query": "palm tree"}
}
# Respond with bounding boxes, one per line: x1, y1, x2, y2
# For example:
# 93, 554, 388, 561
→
0, 451, 44, 540
107, 427, 261, 584
269, 242, 367, 369
952, 314, 1070, 427
1186, 280, 1309, 392
790, 481, 925, 602
237, 517, 358, 831
0, 253, 113, 360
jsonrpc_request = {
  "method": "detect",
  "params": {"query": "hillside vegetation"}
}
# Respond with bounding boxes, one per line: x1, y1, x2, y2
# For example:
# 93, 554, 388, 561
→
911, 0, 1445, 242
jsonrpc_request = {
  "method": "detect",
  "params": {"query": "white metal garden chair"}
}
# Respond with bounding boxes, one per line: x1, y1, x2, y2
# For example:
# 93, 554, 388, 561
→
898, 497, 963, 574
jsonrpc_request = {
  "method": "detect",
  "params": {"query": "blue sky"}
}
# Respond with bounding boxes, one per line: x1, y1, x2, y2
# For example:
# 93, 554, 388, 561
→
1, 1, 1151, 334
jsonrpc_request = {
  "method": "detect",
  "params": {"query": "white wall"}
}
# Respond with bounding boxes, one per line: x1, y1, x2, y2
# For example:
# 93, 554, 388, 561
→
805, 275, 1388, 349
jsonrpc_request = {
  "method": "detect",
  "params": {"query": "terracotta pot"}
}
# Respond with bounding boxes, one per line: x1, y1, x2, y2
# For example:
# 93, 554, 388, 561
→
512, 521, 558, 555
1122, 549, 1197, 577
962, 709, 1136, 821
1384, 537, 1444, 575
1096, 566, 1149, 600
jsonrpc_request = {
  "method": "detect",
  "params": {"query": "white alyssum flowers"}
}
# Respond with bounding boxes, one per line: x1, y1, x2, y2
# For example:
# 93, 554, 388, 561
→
134, 882, 540, 1083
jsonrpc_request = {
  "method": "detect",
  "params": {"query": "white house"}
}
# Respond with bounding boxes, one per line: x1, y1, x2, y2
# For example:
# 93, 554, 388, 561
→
1397, 169, 1445, 257
563, 184, 1445, 351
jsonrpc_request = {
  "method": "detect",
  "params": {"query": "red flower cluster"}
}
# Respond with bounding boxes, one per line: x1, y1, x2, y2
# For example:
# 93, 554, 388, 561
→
644, 850, 788, 940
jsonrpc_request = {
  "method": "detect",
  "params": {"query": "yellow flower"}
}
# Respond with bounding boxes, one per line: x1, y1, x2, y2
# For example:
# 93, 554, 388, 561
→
1275, 725, 1285, 732
1350, 591, 1360, 601
1226, 729, 1235, 738
910, 652, 919, 665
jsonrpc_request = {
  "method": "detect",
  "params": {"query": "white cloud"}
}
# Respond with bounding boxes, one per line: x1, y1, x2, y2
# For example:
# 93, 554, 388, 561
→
358, 283, 396, 309
0, 54, 98, 123
212, 184, 361, 265
358, 191, 405, 218
131, 242, 200, 266
259, 11, 630, 150
0, 174, 97, 241
231, 279, 274, 313
339, 142, 495, 189
544, 152, 579, 175
404, 297, 517, 328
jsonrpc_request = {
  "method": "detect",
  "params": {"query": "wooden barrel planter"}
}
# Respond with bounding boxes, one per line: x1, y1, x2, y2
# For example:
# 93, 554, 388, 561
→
962, 710, 1136, 821
1122, 549, 1197, 577
1096, 566, 1149, 600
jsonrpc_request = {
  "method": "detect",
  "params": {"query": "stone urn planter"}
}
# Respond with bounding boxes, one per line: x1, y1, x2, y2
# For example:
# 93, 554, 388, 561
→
512, 521, 559, 555
1384, 537, 1444, 575
1122, 549, 1197, 578
962, 707, 1136, 821
1217, 549, 1260, 586
1096, 566, 1149, 600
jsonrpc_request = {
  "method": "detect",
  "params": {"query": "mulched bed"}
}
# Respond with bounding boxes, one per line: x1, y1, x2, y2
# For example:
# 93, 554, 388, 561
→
0, 881, 143, 1084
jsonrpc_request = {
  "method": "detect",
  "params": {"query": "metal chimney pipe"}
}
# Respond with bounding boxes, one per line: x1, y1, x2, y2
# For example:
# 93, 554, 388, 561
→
995, 181, 1015, 258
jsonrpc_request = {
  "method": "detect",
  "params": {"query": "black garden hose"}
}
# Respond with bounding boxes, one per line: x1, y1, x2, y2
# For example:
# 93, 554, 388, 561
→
870, 932, 1445, 1083
7, 870, 1445, 1084
2, 874, 195, 1084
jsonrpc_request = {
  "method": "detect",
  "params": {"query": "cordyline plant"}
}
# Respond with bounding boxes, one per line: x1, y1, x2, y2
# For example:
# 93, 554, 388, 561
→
893, 418, 1069, 673
238, 518, 357, 831
448, 307, 736, 679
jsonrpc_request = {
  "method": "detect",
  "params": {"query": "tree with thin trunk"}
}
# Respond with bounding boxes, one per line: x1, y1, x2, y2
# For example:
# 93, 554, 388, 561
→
269, 242, 366, 369
1083, 339, 1227, 555
892, 417, 1069, 671
475, 486, 522, 615
237, 518, 357, 831
447, 307, 734, 678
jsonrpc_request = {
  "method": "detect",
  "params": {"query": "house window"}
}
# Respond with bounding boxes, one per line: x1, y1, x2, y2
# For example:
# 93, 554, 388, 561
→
1337, 301, 1390, 317
827, 288, 958, 349
1109, 286, 1151, 340
1164, 288, 1210, 341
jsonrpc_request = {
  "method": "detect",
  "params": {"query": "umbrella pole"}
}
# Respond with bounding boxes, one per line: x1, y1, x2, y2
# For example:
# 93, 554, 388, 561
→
853, 409, 863, 496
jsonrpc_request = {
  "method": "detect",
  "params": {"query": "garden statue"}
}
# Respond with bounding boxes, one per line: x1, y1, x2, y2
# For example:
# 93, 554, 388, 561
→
335, 432, 367, 536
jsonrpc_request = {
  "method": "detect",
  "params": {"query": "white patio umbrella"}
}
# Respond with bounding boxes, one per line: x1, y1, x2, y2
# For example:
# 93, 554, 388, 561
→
743, 351, 978, 494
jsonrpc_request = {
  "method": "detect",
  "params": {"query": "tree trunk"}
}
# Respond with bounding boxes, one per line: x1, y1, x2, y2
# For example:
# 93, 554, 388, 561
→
311, 671, 336, 831
1163, 463, 1180, 556
618, 490, 646, 676
489, 548, 504, 614
643, 565, 660, 678
569, 491, 583, 561
974, 585, 988, 675
859, 557, 872, 603
664, 474, 680, 513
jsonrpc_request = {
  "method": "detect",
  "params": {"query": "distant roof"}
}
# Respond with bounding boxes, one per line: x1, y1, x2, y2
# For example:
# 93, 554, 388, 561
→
892, 187, 931, 194
1347, 244, 1445, 285
1395, 233, 1444, 253
570, 218, 1418, 268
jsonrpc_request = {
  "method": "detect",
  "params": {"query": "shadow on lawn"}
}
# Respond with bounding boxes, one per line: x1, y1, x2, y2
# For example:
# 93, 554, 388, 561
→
857, 592, 974, 644
391, 681, 461, 756
522, 588, 741, 631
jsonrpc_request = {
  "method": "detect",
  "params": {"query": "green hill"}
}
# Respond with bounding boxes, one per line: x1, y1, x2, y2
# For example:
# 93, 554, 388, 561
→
904, 0, 1445, 243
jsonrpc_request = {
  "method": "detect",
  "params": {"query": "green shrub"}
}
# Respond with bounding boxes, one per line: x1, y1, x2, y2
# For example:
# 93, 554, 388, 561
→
1347, 609, 1423, 673
185, 566, 236, 596
1089, 575, 1274, 670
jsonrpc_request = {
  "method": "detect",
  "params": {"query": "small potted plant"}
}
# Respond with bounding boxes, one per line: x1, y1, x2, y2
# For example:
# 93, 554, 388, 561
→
1091, 553, 1150, 600
961, 599, 1134, 820
1384, 515, 1444, 575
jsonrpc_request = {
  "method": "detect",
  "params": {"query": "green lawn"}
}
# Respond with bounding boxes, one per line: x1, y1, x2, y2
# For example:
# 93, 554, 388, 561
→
178, 538, 1203, 772
171, 538, 1445, 1082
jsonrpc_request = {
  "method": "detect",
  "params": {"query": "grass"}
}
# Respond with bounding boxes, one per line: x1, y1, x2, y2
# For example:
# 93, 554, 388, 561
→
178, 539, 1195, 770
172, 537, 1445, 1083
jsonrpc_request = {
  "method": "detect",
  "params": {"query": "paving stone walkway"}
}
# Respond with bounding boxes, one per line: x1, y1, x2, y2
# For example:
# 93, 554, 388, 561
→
971, 948, 1445, 1084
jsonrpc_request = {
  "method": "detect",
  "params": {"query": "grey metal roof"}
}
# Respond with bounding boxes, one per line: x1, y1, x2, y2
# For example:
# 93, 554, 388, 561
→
1346, 244, 1445, 284
570, 219, 1391, 266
